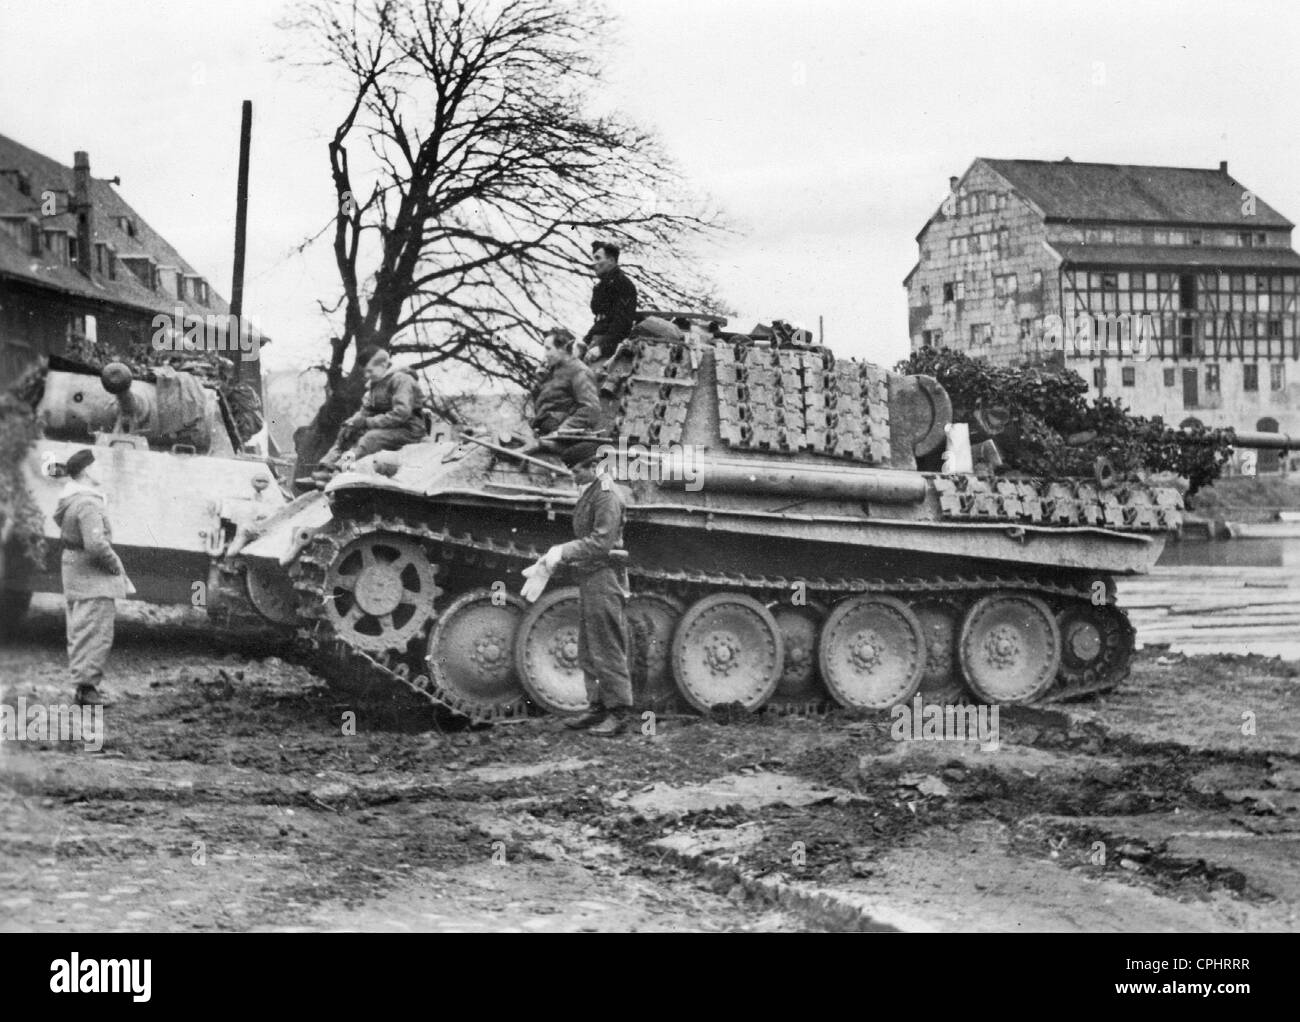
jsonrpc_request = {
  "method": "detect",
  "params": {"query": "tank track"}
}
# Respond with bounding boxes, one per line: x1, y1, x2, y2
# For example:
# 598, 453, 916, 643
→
289, 511, 1135, 721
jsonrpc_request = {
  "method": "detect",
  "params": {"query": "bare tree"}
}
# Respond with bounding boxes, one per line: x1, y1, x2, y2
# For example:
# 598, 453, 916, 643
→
282, 0, 729, 470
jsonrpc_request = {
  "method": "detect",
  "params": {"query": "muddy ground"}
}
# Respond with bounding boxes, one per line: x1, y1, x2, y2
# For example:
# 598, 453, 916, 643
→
2, 596, 1298, 932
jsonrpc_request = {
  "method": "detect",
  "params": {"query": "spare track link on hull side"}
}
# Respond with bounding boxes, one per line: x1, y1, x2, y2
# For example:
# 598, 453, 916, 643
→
289, 512, 1135, 721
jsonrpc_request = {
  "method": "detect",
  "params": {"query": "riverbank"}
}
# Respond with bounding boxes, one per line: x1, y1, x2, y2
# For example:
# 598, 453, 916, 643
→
1191, 474, 1300, 524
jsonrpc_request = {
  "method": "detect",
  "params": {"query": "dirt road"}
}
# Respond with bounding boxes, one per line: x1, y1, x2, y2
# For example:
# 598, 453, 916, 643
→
3, 596, 1298, 932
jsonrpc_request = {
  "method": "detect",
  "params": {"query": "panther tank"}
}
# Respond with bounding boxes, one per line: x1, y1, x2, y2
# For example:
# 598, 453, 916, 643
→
2, 361, 325, 637
262, 333, 1186, 721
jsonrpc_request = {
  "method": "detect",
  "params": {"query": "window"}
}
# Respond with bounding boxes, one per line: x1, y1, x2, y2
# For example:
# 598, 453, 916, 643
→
1019, 318, 1034, 340
1101, 272, 1118, 291
1256, 233, 1268, 246
998, 228, 1009, 252
1032, 270, 1043, 288
943, 282, 955, 303
994, 273, 1018, 298
1093, 367, 1106, 388
949, 238, 959, 257
1268, 316, 1282, 339
955, 281, 965, 300
920, 285, 929, 303
1244, 364, 1259, 391
1239, 232, 1253, 247
1271, 363, 1286, 390
970, 323, 991, 345
1206, 365, 1220, 392
1122, 366, 1136, 387
1163, 367, 1176, 387
1189, 230, 1202, 246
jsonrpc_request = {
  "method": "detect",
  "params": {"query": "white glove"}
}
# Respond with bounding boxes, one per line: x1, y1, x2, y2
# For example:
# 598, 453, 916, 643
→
521, 560, 553, 603
541, 544, 564, 570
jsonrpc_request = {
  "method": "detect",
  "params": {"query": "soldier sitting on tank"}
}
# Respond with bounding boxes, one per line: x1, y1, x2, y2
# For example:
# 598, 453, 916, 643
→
521, 329, 602, 454
315, 347, 426, 478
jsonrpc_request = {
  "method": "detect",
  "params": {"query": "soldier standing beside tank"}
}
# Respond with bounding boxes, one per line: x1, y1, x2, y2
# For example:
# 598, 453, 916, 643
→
578, 242, 638, 365
535, 442, 634, 736
52, 449, 134, 705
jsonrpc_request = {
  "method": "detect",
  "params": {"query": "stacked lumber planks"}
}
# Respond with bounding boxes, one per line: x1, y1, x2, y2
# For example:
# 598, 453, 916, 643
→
1117, 566, 1300, 659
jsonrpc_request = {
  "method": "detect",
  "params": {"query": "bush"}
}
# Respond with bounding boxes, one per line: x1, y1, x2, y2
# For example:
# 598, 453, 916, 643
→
897, 347, 1233, 492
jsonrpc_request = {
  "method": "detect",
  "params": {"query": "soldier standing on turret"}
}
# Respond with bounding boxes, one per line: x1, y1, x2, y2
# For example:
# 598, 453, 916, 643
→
577, 242, 638, 365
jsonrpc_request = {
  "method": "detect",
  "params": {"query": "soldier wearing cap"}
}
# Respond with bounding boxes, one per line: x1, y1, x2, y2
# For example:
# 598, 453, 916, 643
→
52, 449, 134, 704
534, 441, 634, 735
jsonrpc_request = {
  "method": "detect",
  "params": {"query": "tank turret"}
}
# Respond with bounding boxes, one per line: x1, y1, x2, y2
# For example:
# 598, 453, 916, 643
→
37, 362, 226, 455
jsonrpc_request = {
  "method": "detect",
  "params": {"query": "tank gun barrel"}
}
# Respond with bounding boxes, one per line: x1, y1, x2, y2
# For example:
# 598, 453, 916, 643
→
1177, 427, 1300, 451
1224, 429, 1300, 451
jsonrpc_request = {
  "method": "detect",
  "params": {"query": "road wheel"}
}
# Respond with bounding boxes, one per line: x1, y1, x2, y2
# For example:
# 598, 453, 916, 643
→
819, 595, 925, 710
627, 591, 683, 711
670, 593, 783, 713
959, 593, 1061, 704
426, 588, 527, 718
515, 587, 587, 715
766, 599, 827, 704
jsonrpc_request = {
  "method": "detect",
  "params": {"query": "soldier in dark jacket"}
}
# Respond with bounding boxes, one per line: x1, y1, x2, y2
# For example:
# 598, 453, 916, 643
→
579, 242, 638, 364
318, 348, 426, 474
535, 442, 634, 735
51, 449, 134, 704
530, 329, 602, 438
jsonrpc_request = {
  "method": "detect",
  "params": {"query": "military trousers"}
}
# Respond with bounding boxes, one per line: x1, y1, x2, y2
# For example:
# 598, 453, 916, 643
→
321, 424, 425, 466
66, 597, 115, 692
576, 566, 634, 710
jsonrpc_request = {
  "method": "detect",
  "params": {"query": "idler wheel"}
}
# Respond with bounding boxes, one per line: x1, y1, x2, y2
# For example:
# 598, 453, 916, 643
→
627, 591, 684, 710
322, 532, 441, 652
765, 599, 828, 703
1056, 601, 1130, 689
819, 595, 925, 709
515, 587, 588, 715
959, 593, 1061, 704
670, 593, 783, 713
427, 588, 528, 716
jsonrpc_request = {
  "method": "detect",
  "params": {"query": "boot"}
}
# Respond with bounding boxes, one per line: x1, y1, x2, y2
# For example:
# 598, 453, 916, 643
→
563, 706, 608, 730
587, 706, 631, 737
75, 684, 108, 706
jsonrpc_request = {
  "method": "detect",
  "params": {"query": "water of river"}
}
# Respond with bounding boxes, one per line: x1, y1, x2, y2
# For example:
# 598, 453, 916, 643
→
1158, 535, 1300, 568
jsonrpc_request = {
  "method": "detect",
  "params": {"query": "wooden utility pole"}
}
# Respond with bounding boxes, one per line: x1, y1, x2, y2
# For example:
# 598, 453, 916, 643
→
229, 100, 258, 401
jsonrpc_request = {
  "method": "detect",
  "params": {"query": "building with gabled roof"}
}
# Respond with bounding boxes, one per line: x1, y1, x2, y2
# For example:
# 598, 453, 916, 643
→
904, 157, 1300, 467
0, 132, 229, 383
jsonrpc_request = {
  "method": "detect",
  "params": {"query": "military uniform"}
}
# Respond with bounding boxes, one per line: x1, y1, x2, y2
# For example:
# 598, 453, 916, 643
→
52, 481, 132, 702
559, 474, 633, 711
583, 265, 638, 361
530, 355, 602, 436
321, 368, 426, 467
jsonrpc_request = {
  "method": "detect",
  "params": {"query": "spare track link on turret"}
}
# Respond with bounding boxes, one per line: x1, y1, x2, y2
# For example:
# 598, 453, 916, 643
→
288, 511, 1136, 721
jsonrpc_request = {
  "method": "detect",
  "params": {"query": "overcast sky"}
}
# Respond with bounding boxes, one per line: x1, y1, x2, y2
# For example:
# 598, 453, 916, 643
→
3, 0, 1299, 374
